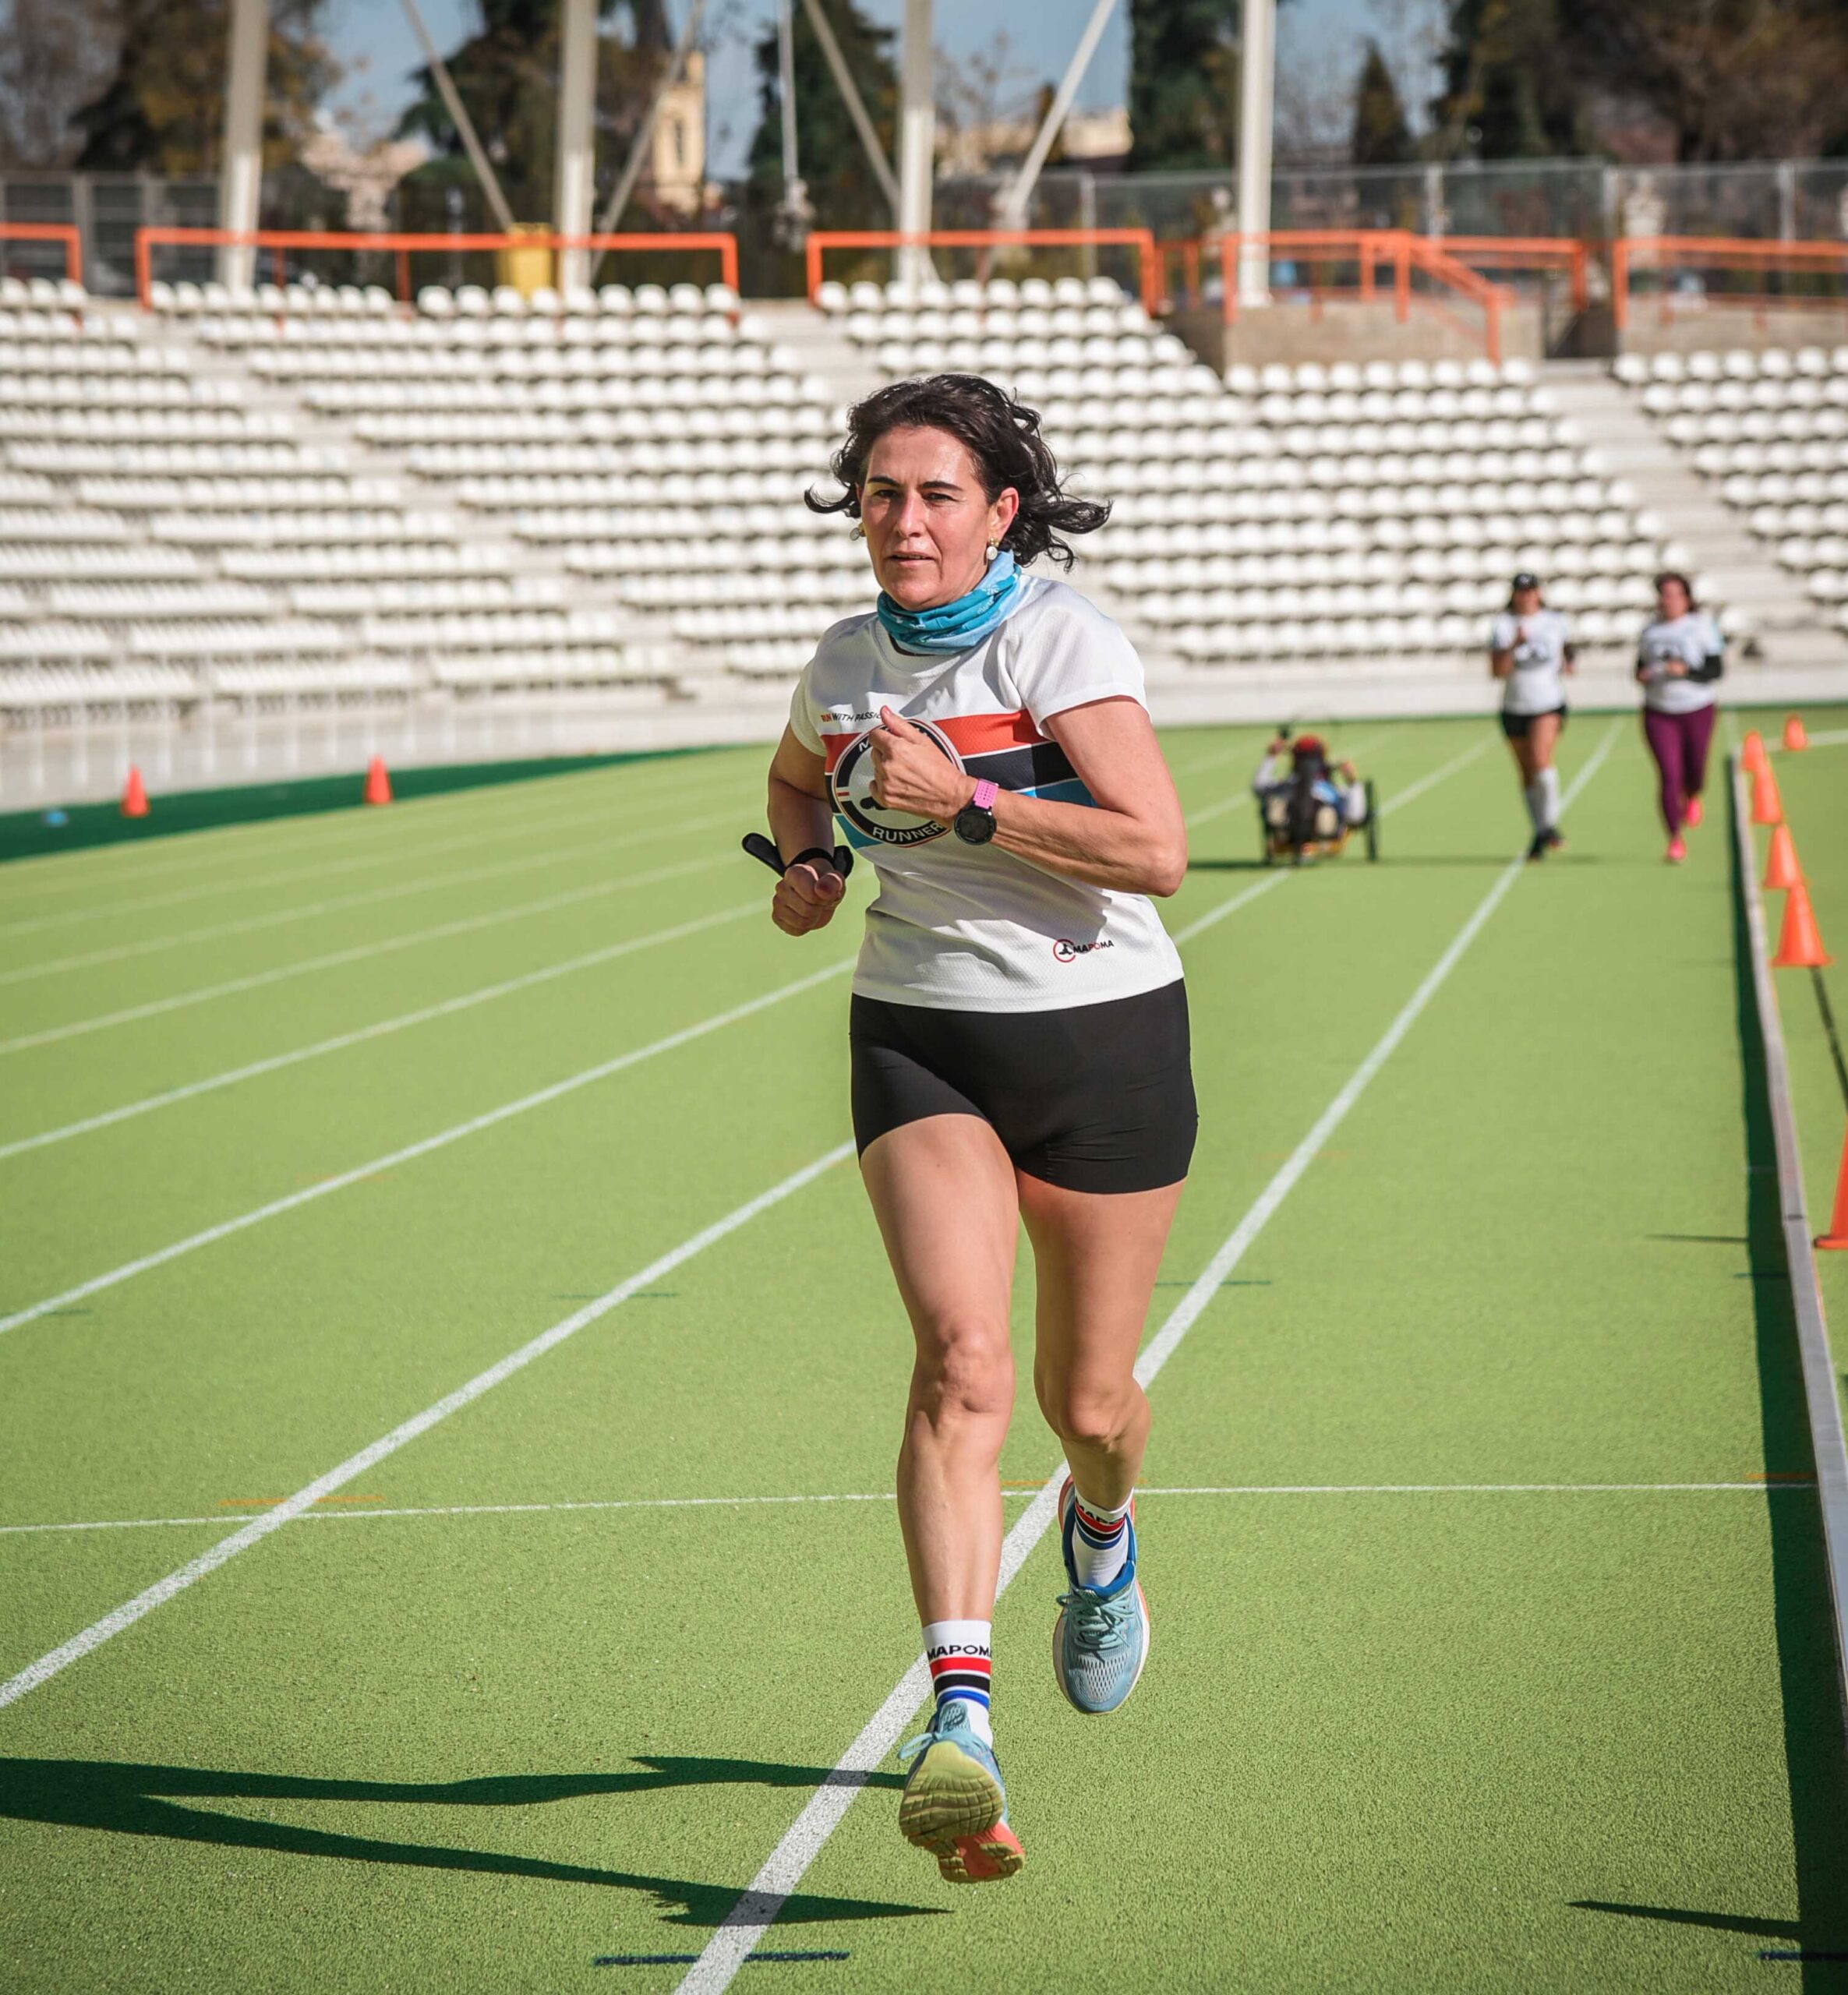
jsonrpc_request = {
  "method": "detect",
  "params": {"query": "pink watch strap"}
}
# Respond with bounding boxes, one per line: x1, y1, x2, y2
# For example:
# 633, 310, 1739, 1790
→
971, 779, 999, 812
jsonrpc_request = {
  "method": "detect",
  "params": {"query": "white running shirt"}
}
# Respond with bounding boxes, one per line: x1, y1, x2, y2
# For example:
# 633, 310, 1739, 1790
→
1637, 610, 1724, 714
788, 574, 1185, 1013
1487, 608, 1572, 715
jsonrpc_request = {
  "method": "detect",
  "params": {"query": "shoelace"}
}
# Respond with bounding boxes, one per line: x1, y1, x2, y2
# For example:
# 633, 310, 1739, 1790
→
1058, 1587, 1134, 1651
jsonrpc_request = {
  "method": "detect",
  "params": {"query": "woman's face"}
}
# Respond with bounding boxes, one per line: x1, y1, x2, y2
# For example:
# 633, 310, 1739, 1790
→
1511, 584, 1541, 616
858, 425, 1019, 611
1658, 576, 1691, 620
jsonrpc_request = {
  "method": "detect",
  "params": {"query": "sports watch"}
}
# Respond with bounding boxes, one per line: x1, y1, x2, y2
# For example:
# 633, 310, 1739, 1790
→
953, 779, 999, 846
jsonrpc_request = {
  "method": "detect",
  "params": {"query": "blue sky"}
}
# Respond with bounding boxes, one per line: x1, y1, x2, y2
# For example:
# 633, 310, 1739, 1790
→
325, 0, 1438, 178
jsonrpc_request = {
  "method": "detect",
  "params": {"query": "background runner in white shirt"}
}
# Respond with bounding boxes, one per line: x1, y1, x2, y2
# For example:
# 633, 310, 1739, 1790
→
1487, 571, 1575, 861
1635, 570, 1724, 862
758, 374, 1193, 1886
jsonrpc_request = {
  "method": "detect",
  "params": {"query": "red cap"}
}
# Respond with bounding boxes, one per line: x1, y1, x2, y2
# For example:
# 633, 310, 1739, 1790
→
1292, 733, 1324, 756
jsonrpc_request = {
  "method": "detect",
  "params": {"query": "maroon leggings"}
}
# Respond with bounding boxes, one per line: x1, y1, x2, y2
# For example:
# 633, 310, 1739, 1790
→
1641, 704, 1718, 835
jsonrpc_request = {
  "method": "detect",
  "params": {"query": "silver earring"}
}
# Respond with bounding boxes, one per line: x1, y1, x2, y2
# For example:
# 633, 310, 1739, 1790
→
984, 540, 999, 562
850, 523, 866, 541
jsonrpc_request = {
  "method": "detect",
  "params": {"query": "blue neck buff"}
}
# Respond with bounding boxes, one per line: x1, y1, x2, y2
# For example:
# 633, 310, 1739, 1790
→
877, 549, 1021, 655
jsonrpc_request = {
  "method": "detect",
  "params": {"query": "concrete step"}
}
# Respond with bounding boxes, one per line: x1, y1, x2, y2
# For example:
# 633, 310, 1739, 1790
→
747, 298, 883, 407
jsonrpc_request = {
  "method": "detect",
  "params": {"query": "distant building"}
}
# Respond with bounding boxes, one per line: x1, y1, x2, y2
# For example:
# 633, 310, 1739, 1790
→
299, 117, 428, 231
938, 105, 1130, 177
640, 49, 707, 216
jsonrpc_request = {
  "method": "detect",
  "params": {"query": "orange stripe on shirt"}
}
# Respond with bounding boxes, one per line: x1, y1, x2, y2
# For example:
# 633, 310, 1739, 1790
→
935, 710, 1043, 757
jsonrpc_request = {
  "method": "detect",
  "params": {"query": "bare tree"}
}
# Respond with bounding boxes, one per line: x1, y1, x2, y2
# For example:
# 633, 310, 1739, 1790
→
0, 0, 122, 168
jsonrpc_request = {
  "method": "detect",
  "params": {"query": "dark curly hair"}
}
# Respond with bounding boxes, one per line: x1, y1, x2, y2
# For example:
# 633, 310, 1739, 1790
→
805, 373, 1109, 570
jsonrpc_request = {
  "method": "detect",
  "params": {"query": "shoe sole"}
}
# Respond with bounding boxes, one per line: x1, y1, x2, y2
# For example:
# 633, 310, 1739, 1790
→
899, 1739, 1020, 1882
1051, 1580, 1151, 1717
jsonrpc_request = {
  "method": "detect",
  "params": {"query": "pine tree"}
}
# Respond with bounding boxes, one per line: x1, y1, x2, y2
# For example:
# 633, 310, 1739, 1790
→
1125, 0, 1240, 172
1350, 41, 1412, 168
739, 0, 898, 290
394, 0, 672, 228
69, 0, 338, 174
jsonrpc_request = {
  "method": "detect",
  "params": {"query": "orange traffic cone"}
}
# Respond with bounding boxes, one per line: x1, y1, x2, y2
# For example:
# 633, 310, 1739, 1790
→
1819, 1129, 1848, 1251
119, 764, 148, 818
1763, 823, 1804, 892
1783, 714, 1810, 751
1772, 881, 1832, 968
362, 755, 392, 807
1742, 729, 1770, 775
1751, 765, 1783, 826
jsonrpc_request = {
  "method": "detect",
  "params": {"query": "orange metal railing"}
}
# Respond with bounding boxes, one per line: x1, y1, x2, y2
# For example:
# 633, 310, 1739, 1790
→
805, 229, 1162, 318
133, 228, 740, 306
1191, 231, 1504, 362
1439, 236, 1588, 316
1612, 235, 1848, 332
0, 223, 84, 286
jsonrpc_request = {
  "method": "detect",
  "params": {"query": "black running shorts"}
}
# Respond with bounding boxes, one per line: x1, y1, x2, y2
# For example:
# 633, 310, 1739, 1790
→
1499, 705, 1568, 740
849, 980, 1197, 1195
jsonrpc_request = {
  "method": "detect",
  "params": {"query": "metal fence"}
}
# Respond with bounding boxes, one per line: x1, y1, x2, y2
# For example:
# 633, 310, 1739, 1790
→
10, 159, 1848, 298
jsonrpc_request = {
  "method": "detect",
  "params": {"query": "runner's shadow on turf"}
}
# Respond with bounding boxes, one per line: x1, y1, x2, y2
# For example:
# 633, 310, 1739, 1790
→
1570, 1900, 1799, 1940
0, 1757, 934, 1929
1183, 859, 1272, 872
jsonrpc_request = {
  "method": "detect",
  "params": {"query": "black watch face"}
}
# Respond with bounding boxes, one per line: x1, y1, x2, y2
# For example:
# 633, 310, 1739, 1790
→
954, 803, 997, 845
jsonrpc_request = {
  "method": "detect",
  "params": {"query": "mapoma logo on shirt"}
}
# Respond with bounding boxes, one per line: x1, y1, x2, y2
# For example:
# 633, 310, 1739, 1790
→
1052, 938, 1115, 963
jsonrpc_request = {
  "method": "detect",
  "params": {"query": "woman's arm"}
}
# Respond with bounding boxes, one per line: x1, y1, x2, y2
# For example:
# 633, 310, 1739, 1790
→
1490, 648, 1514, 680
765, 726, 847, 935
868, 697, 1187, 897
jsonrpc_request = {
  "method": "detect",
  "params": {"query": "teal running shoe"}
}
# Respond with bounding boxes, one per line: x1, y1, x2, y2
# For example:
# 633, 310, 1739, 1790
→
896, 1700, 1024, 1883
1052, 1477, 1150, 1716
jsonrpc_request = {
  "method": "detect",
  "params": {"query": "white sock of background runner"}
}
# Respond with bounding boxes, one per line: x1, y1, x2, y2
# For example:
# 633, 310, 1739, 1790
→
1069, 1488, 1134, 1591
1524, 776, 1549, 832
922, 1619, 992, 1745
1537, 766, 1560, 831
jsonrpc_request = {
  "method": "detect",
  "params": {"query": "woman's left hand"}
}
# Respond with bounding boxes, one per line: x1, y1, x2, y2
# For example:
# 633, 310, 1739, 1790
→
868, 707, 973, 821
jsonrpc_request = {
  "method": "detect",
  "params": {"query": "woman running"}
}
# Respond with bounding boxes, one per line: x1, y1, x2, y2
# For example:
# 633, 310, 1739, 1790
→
1636, 570, 1724, 863
760, 374, 1194, 1884
1487, 570, 1574, 861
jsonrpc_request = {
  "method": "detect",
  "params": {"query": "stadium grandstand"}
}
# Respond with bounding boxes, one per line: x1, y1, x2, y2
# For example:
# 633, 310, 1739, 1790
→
6, 7, 1848, 1994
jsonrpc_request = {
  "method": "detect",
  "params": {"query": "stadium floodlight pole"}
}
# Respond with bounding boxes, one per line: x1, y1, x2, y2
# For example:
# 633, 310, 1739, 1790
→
776, 0, 809, 235
896, 0, 935, 286
399, 0, 519, 235
797, 0, 901, 218
554, 0, 599, 293
587, 0, 707, 281
995, 0, 1120, 231
1236, 0, 1276, 307
216, 0, 269, 291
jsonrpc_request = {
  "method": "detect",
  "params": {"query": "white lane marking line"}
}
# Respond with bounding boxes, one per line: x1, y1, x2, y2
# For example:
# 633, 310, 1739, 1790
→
0, 806, 740, 986
0, 757, 742, 937
1173, 871, 1290, 941
0, 1142, 856, 1711
3, 1479, 1803, 1538
0, 956, 853, 1340
0, 901, 761, 1160
0, 855, 731, 1054
676, 719, 1621, 1995
1171, 733, 1490, 944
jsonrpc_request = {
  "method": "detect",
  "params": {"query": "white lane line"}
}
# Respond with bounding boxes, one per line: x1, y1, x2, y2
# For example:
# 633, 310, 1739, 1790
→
0, 806, 740, 987
677, 719, 1621, 1995
0, 1142, 857, 1711
0, 854, 730, 1054
2, 1478, 1802, 1538
0, 757, 742, 939
1170, 733, 1492, 945
0, 955, 853, 1340
0, 901, 763, 1160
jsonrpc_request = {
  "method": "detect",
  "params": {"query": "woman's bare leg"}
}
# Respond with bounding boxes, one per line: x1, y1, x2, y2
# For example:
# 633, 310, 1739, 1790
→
860, 1114, 1021, 1623
1019, 1174, 1185, 1508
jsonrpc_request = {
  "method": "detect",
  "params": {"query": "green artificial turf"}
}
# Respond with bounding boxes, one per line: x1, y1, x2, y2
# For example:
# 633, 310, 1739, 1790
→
2, 709, 1847, 1993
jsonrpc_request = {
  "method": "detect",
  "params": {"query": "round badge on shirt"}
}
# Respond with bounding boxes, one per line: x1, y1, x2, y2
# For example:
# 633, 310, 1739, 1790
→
829, 719, 963, 846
